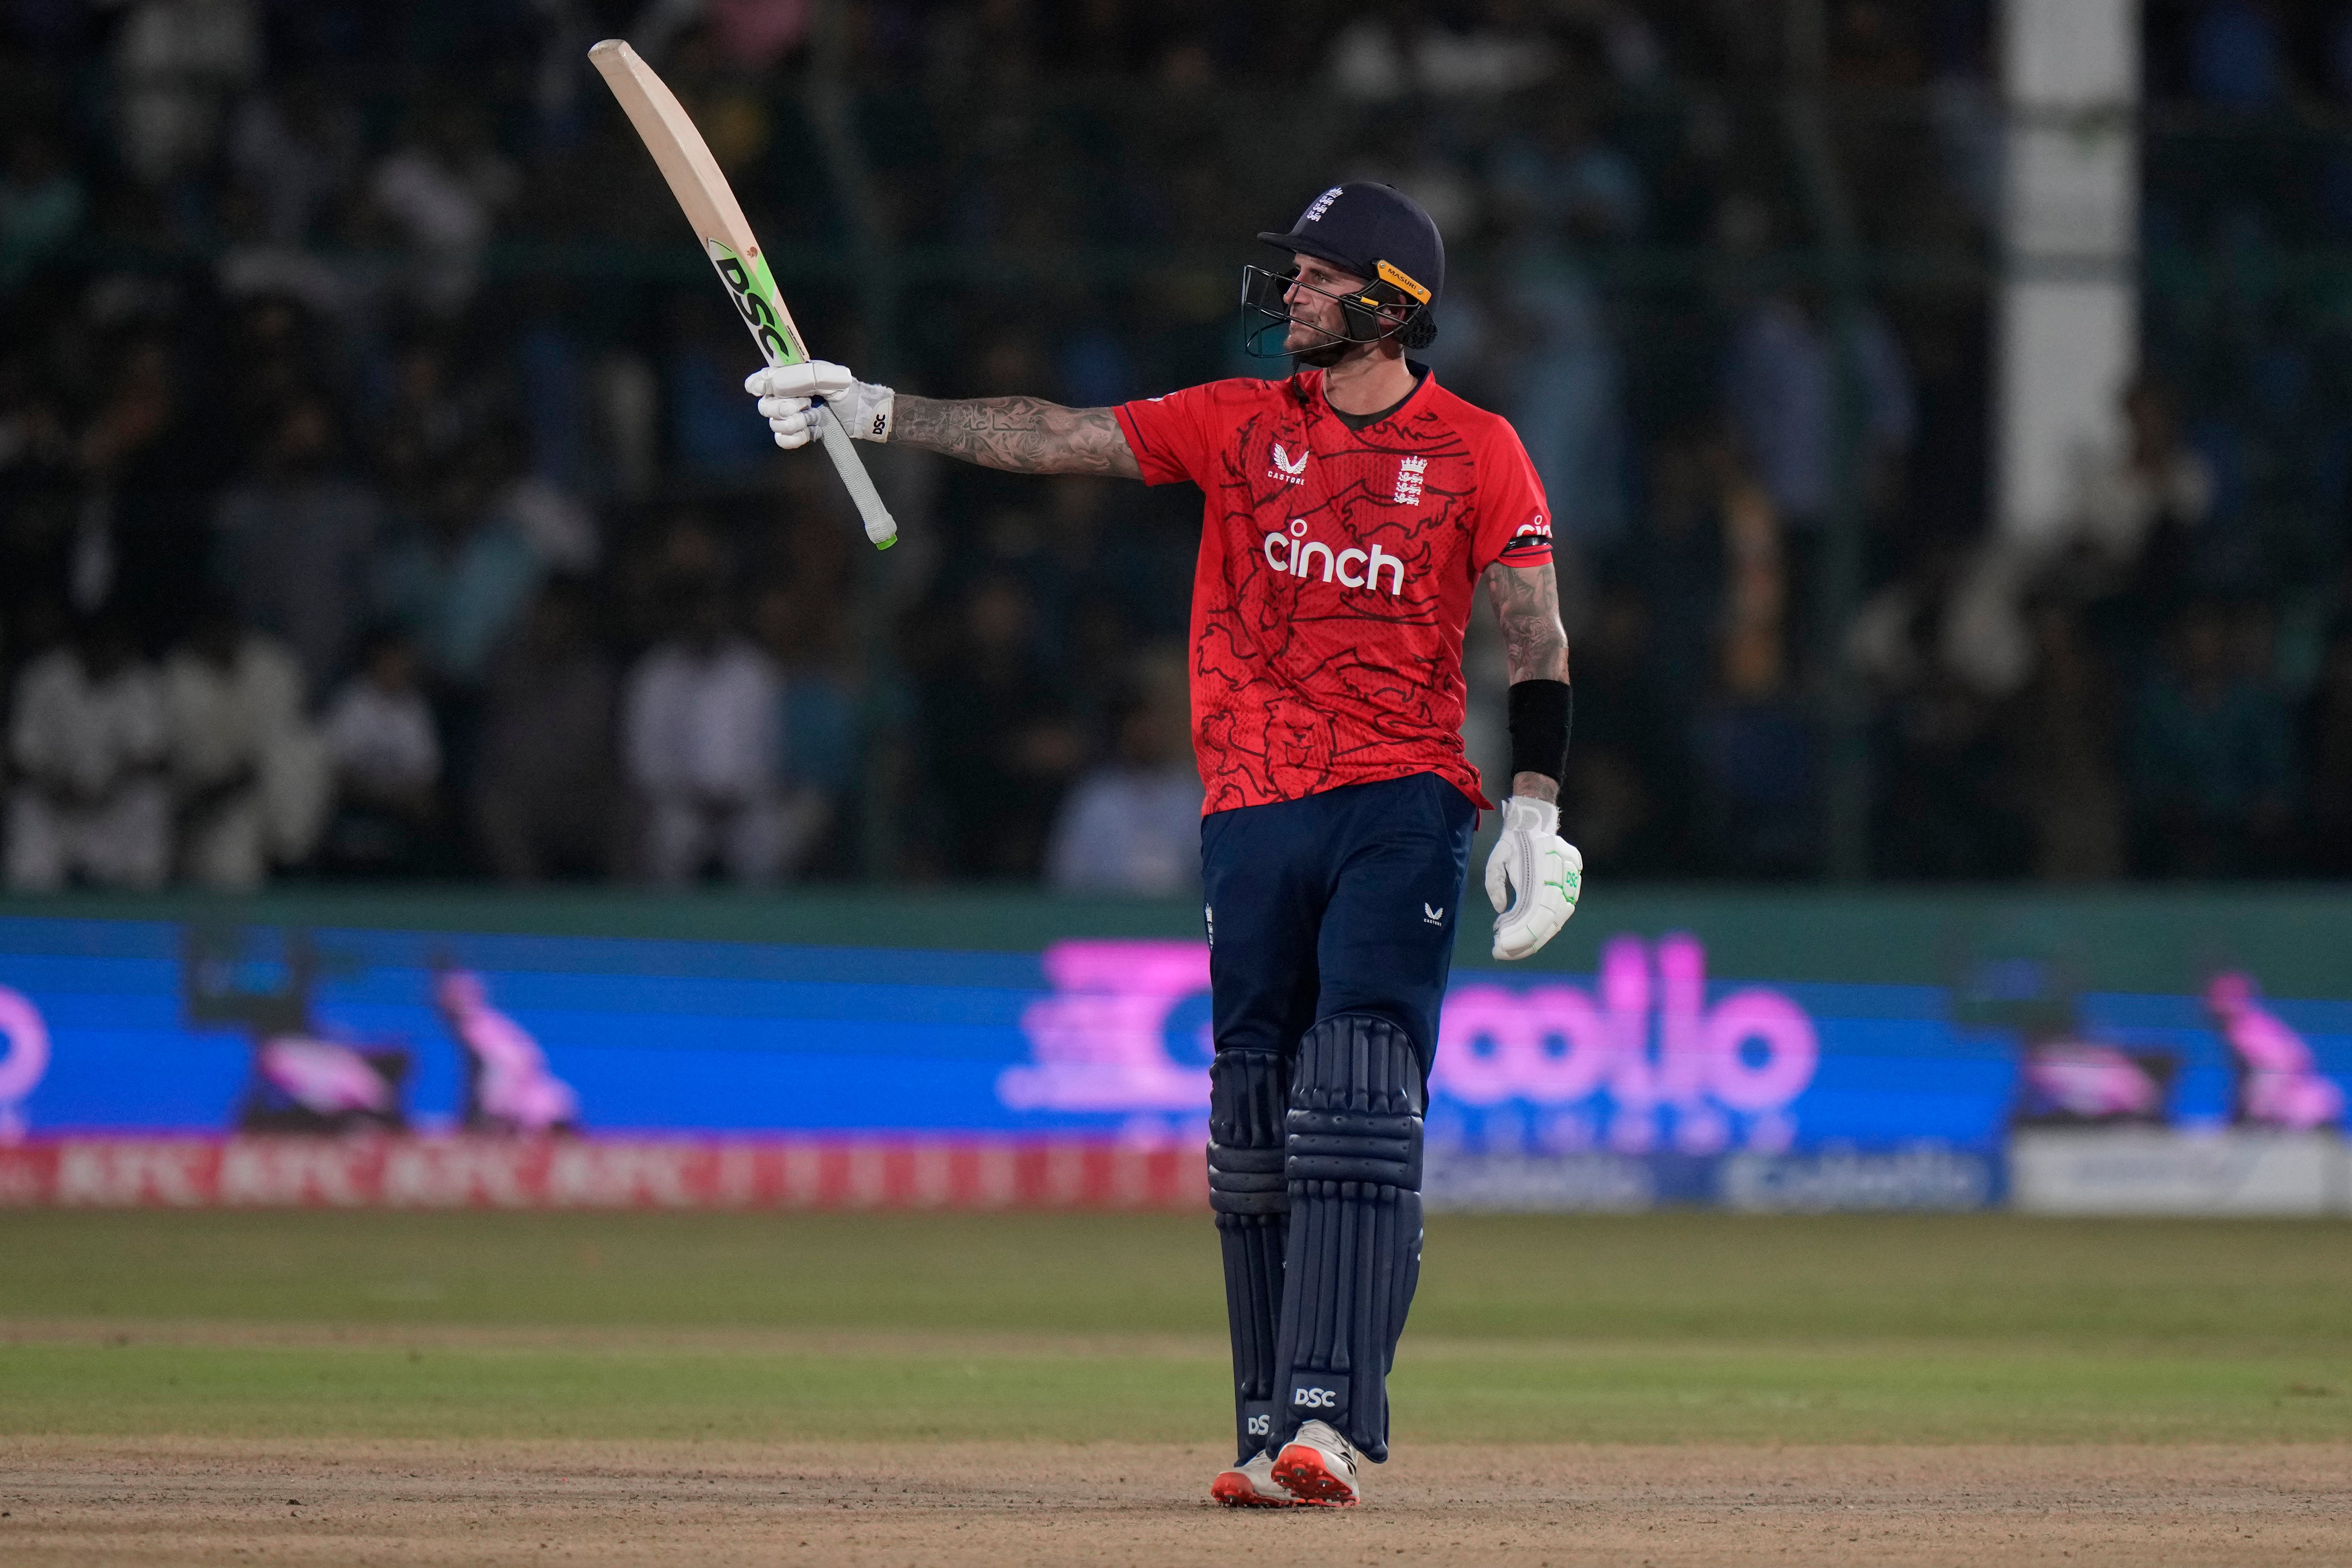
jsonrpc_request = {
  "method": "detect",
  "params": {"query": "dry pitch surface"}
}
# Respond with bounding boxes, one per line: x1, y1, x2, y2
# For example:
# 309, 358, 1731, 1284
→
6, 1210, 2350, 1565
6, 1437, 2349, 1566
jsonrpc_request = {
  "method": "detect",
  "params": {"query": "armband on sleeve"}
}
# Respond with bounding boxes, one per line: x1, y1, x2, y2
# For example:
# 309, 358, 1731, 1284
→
1506, 679, 1572, 785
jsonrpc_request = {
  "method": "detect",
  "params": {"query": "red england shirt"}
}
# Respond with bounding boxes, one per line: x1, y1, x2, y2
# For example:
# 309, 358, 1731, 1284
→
1115, 368, 1554, 815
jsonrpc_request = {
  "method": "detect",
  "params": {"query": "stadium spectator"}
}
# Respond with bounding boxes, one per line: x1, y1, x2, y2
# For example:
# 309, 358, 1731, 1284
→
1491, 97, 1648, 242
1326, 7, 1551, 100
920, 573, 1081, 879
753, 568, 860, 867
226, 76, 362, 246
1920, 372, 2204, 706
473, 579, 622, 882
1874, 669, 2028, 879
667, 294, 783, 485
2064, 371, 2213, 591
161, 600, 330, 889
373, 443, 547, 693
5, 614, 169, 891
2004, 599, 2127, 882
1616, 430, 1728, 712
1560, 583, 1695, 876
109, 0, 262, 190
1720, 286, 1915, 541
1045, 658, 1202, 895
2305, 617, 2352, 874
213, 182, 350, 320
320, 628, 444, 876
623, 590, 807, 886
2128, 601, 2295, 877
212, 395, 382, 700
0, 125, 85, 292
1492, 217, 1627, 547
367, 99, 518, 315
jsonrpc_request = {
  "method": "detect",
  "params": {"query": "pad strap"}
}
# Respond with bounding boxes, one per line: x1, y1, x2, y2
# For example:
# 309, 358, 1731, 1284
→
1209, 1049, 1289, 1217
1285, 1015, 1425, 1194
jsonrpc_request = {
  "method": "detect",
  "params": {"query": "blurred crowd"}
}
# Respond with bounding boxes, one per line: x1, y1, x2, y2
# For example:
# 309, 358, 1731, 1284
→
2, 0, 2351, 892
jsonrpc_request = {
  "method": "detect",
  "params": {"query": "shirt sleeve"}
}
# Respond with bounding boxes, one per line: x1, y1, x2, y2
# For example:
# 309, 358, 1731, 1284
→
1113, 381, 1231, 487
1473, 420, 1556, 573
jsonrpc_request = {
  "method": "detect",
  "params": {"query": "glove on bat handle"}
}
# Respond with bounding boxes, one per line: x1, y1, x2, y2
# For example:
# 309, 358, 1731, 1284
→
815, 401, 897, 549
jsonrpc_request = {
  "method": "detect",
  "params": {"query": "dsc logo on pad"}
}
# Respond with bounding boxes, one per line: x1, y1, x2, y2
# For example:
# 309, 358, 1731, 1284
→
1293, 1387, 1340, 1409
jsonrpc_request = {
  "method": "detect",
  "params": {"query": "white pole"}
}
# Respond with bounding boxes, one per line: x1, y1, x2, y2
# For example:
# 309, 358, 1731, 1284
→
1996, 0, 2140, 545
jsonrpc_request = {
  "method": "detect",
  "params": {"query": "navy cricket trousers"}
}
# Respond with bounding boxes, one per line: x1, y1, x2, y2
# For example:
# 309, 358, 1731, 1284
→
1200, 771, 1476, 1072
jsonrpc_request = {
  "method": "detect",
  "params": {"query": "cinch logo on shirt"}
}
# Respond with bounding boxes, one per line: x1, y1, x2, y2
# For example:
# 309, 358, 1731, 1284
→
1262, 519, 1408, 596
1266, 442, 1309, 485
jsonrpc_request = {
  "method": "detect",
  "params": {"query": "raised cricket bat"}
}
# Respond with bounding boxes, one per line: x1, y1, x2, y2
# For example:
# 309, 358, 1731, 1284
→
589, 38, 896, 549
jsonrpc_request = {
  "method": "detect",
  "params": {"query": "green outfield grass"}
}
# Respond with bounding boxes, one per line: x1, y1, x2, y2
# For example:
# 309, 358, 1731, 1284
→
4, 1210, 2348, 1445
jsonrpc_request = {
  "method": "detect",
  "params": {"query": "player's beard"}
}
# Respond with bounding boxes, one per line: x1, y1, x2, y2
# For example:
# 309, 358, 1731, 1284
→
1286, 320, 1351, 369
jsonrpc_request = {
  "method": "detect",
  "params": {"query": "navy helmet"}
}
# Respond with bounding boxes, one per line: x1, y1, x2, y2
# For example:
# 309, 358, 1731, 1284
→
1244, 182, 1443, 356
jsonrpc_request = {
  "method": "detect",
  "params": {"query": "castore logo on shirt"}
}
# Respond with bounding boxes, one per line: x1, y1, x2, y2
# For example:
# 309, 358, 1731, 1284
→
1266, 442, 1309, 485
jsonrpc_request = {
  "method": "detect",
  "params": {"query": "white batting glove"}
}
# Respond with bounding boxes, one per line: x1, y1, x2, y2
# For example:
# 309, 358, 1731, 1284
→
1484, 796, 1582, 961
745, 361, 895, 448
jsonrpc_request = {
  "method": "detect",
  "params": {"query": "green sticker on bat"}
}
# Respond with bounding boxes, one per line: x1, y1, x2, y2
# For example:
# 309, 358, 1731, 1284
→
706, 240, 806, 367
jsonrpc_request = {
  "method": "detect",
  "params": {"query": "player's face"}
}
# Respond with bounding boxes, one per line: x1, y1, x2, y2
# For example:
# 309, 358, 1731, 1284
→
1283, 254, 1369, 367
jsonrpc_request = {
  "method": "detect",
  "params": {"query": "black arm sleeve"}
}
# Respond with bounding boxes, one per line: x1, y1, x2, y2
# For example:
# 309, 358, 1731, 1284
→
1506, 679, 1573, 785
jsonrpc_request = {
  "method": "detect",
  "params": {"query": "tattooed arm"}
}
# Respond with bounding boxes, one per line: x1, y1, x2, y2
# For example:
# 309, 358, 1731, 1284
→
888, 395, 1142, 479
1482, 560, 1571, 804
745, 363, 1140, 477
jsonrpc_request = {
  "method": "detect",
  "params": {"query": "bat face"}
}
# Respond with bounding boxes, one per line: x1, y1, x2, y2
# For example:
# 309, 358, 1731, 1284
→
592, 36, 895, 549
588, 36, 812, 369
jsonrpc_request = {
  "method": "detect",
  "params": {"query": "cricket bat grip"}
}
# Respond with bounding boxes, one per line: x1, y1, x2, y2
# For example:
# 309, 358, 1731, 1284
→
815, 401, 898, 549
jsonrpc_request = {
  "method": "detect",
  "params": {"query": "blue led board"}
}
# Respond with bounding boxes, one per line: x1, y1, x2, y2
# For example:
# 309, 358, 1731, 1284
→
0, 917, 2344, 1154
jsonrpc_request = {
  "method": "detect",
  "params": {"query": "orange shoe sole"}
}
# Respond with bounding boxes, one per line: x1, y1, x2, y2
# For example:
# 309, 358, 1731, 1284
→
1270, 1445, 1359, 1508
1210, 1470, 1296, 1508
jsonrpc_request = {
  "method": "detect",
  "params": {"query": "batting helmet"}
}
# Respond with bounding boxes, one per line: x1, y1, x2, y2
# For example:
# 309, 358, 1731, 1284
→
1243, 182, 1444, 357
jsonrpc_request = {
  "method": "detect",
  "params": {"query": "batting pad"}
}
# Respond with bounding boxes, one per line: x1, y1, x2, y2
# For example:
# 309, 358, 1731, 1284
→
1209, 1048, 1289, 1461
1271, 1012, 1425, 1462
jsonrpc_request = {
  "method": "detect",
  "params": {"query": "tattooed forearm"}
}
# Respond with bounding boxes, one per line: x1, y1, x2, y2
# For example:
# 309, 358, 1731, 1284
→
889, 395, 1142, 478
1487, 560, 1570, 803
1484, 561, 1571, 685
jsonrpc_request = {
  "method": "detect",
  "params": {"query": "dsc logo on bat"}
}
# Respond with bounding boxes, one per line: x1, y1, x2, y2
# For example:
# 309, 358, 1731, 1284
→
706, 242, 796, 365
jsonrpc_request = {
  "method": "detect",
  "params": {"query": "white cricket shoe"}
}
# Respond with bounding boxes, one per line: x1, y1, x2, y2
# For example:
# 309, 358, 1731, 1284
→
1210, 1449, 1295, 1508
1272, 1419, 1362, 1508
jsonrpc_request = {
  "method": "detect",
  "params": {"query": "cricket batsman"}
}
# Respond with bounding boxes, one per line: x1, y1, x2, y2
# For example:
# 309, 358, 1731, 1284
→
746, 182, 1581, 1508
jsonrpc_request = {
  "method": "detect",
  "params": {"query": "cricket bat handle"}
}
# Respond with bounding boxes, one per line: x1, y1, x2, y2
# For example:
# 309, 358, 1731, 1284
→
814, 401, 897, 549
